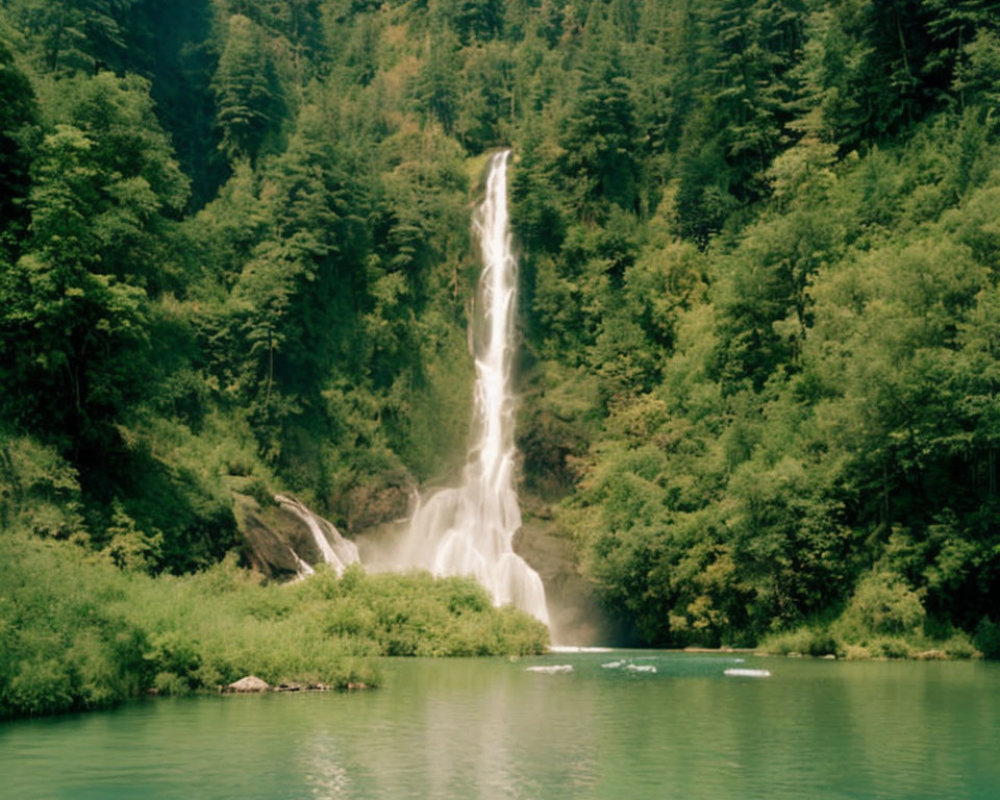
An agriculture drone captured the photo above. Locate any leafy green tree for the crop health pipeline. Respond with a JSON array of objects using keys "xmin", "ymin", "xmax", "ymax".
[
  {"xmin": 0, "ymin": 71, "xmax": 199, "ymax": 568},
  {"xmin": 413, "ymin": 25, "xmax": 462, "ymax": 134},
  {"xmin": 455, "ymin": 41, "xmax": 517, "ymax": 150},
  {"xmin": 3, "ymin": 0, "xmax": 132, "ymax": 73},
  {"xmin": 212, "ymin": 13, "xmax": 286, "ymax": 162},
  {"xmin": 0, "ymin": 123, "xmax": 151, "ymax": 442},
  {"xmin": 0, "ymin": 39, "xmax": 36, "ymax": 255},
  {"xmin": 558, "ymin": 17, "xmax": 641, "ymax": 219},
  {"xmin": 454, "ymin": 0, "xmax": 505, "ymax": 45}
]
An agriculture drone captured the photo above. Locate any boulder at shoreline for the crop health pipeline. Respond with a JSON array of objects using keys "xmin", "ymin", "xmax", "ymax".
[{"xmin": 225, "ymin": 675, "xmax": 270, "ymax": 693}]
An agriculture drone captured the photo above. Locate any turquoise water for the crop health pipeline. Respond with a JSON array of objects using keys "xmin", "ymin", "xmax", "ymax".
[{"xmin": 3, "ymin": 651, "xmax": 999, "ymax": 799}]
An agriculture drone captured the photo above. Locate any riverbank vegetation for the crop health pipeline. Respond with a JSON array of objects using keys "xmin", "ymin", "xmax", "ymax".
[
  {"xmin": 2, "ymin": 0, "xmax": 1000, "ymax": 718},
  {"xmin": 0, "ymin": 531, "xmax": 546, "ymax": 718}
]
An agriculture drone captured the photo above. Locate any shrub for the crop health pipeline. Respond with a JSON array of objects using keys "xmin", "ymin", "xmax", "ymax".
[
  {"xmin": 153, "ymin": 672, "xmax": 192, "ymax": 696},
  {"xmin": 0, "ymin": 534, "xmax": 151, "ymax": 717},
  {"xmin": 1, "ymin": 530, "xmax": 548, "ymax": 719},
  {"xmin": 871, "ymin": 637, "xmax": 915, "ymax": 659},
  {"xmin": 974, "ymin": 617, "xmax": 1000, "ymax": 659},
  {"xmin": 818, "ymin": 571, "xmax": 989, "ymax": 660},
  {"xmin": 759, "ymin": 626, "xmax": 838, "ymax": 656},
  {"xmin": 835, "ymin": 571, "xmax": 926, "ymax": 641},
  {"xmin": 5, "ymin": 658, "xmax": 74, "ymax": 715},
  {"xmin": 941, "ymin": 633, "xmax": 981, "ymax": 660}
]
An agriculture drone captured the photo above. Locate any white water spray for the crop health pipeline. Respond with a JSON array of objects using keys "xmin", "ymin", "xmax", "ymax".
[
  {"xmin": 276, "ymin": 494, "xmax": 360, "ymax": 577},
  {"xmin": 391, "ymin": 150, "xmax": 549, "ymax": 625}
]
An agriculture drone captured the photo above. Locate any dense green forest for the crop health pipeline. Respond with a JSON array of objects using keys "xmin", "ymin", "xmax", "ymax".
[{"xmin": 3, "ymin": 0, "xmax": 1000, "ymax": 715}]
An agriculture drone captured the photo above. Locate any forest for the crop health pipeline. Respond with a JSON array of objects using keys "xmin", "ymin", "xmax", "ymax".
[{"xmin": 3, "ymin": 0, "xmax": 1000, "ymax": 716}]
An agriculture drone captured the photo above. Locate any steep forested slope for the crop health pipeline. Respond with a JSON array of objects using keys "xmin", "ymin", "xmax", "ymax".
[{"xmin": 2, "ymin": 0, "xmax": 999, "ymax": 665}]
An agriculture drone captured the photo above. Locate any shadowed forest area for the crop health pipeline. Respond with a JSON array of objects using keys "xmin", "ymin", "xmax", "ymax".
[{"xmin": 3, "ymin": 0, "xmax": 1000, "ymax": 716}]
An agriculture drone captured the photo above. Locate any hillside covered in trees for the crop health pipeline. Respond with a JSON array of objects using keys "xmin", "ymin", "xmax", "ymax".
[{"xmin": 3, "ymin": 0, "xmax": 1000, "ymax": 714}]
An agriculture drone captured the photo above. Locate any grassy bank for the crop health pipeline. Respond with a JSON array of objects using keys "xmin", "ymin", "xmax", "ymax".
[
  {"xmin": 0, "ymin": 533, "xmax": 548, "ymax": 719},
  {"xmin": 758, "ymin": 628, "xmax": 983, "ymax": 661},
  {"xmin": 756, "ymin": 571, "xmax": 997, "ymax": 661}
]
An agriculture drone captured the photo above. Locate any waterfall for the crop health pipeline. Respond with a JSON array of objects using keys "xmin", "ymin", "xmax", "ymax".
[
  {"xmin": 288, "ymin": 547, "xmax": 315, "ymax": 582},
  {"xmin": 276, "ymin": 494, "xmax": 360, "ymax": 577},
  {"xmin": 391, "ymin": 150, "xmax": 549, "ymax": 625}
]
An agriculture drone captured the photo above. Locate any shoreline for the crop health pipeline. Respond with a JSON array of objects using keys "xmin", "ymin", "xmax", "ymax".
[{"xmin": 546, "ymin": 644, "xmax": 986, "ymax": 662}]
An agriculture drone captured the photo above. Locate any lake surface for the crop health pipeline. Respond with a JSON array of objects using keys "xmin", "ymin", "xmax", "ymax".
[{"xmin": 3, "ymin": 651, "xmax": 999, "ymax": 799}]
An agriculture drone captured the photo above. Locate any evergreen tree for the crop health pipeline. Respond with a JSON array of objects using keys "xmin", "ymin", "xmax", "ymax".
[
  {"xmin": 212, "ymin": 13, "xmax": 285, "ymax": 162},
  {"xmin": 0, "ymin": 39, "xmax": 37, "ymax": 256}
]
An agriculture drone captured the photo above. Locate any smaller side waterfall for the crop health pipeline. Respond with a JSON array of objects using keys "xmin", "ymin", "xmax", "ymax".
[
  {"xmin": 386, "ymin": 151, "xmax": 549, "ymax": 626},
  {"xmin": 288, "ymin": 547, "xmax": 315, "ymax": 581},
  {"xmin": 276, "ymin": 494, "xmax": 360, "ymax": 577}
]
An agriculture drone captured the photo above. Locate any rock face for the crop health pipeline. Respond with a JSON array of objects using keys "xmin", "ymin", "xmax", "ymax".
[
  {"xmin": 225, "ymin": 675, "xmax": 270, "ymax": 693},
  {"xmin": 335, "ymin": 468, "xmax": 414, "ymax": 534},
  {"xmin": 233, "ymin": 492, "xmax": 348, "ymax": 580},
  {"xmin": 514, "ymin": 496, "xmax": 616, "ymax": 647},
  {"xmin": 234, "ymin": 494, "xmax": 302, "ymax": 579}
]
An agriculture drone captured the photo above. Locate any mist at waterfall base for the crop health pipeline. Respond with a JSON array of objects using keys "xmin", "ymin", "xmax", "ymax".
[{"xmin": 358, "ymin": 151, "xmax": 551, "ymax": 628}]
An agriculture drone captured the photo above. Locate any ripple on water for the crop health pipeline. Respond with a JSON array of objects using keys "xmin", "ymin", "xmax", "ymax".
[{"xmin": 2, "ymin": 655, "xmax": 999, "ymax": 799}]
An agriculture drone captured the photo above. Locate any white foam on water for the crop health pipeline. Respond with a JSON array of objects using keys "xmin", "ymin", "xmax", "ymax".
[
  {"xmin": 724, "ymin": 668, "xmax": 772, "ymax": 678},
  {"xmin": 526, "ymin": 665, "xmax": 574, "ymax": 674}
]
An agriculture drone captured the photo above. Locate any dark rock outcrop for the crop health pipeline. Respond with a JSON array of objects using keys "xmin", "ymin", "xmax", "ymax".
[
  {"xmin": 233, "ymin": 492, "xmax": 340, "ymax": 579},
  {"xmin": 335, "ymin": 468, "xmax": 414, "ymax": 534},
  {"xmin": 514, "ymin": 496, "xmax": 615, "ymax": 646}
]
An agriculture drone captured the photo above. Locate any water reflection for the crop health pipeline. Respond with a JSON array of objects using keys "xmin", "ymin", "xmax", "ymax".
[
  {"xmin": 3, "ymin": 654, "xmax": 999, "ymax": 799},
  {"xmin": 297, "ymin": 659, "xmax": 601, "ymax": 800}
]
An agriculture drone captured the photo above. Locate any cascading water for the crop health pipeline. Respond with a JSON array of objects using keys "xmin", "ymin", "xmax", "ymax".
[
  {"xmin": 276, "ymin": 494, "xmax": 360, "ymax": 577},
  {"xmin": 391, "ymin": 150, "xmax": 549, "ymax": 625}
]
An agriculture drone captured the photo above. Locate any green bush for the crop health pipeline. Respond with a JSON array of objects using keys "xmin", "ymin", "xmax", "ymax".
[
  {"xmin": 815, "ymin": 572, "xmax": 987, "ymax": 660},
  {"xmin": 0, "ymin": 532, "xmax": 156, "ymax": 718},
  {"xmin": 974, "ymin": 617, "xmax": 1000, "ymax": 659},
  {"xmin": 0, "ymin": 531, "xmax": 549, "ymax": 718},
  {"xmin": 941, "ymin": 633, "xmax": 980, "ymax": 660},
  {"xmin": 834, "ymin": 571, "xmax": 926, "ymax": 641},
  {"xmin": 5, "ymin": 658, "xmax": 74, "ymax": 715},
  {"xmin": 871, "ymin": 637, "xmax": 915, "ymax": 659},
  {"xmin": 759, "ymin": 626, "xmax": 838, "ymax": 656},
  {"xmin": 153, "ymin": 671, "xmax": 192, "ymax": 697}
]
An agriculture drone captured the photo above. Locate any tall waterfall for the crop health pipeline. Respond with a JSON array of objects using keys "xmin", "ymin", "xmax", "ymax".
[{"xmin": 393, "ymin": 150, "xmax": 549, "ymax": 625}]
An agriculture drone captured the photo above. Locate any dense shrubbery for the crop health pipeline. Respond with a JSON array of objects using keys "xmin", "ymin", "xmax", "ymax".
[
  {"xmin": 759, "ymin": 569, "xmax": 981, "ymax": 659},
  {"xmin": 0, "ymin": 535, "xmax": 149, "ymax": 716},
  {"xmin": 0, "ymin": 533, "xmax": 547, "ymax": 718}
]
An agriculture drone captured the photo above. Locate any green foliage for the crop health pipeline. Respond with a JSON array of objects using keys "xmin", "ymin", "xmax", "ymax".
[
  {"xmin": 759, "ymin": 627, "xmax": 838, "ymax": 657},
  {"xmin": 0, "ymin": 534, "xmax": 546, "ymax": 718},
  {"xmin": 566, "ymin": 105, "xmax": 1000, "ymax": 650},
  {"xmin": 212, "ymin": 14, "xmax": 286, "ymax": 161},
  {"xmin": 2, "ymin": 0, "xmax": 1000, "ymax": 697},
  {"xmin": 0, "ymin": 36, "xmax": 36, "ymax": 254},
  {"xmin": 974, "ymin": 617, "xmax": 1000, "ymax": 659},
  {"xmin": 0, "ymin": 433, "xmax": 87, "ymax": 540},
  {"xmin": 0, "ymin": 533, "xmax": 151, "ymax": 718},
  {"xmin": 834, "ymin": 570, "xmax": 926, "ymax": 641}
]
